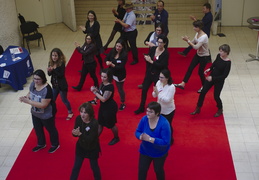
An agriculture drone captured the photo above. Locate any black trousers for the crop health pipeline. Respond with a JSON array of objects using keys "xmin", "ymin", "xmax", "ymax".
[
  {"xmin": 78, "ymin": 61, "xmax": 99, "ymax": 89},
  {"xmin": 120, "ymin": 29, "xmax": 139, "ymax": 62},
  {"xmin": 138, "ymin": 153, "xmax": 168, "ymax": 180},
  {"xmin": 138, "ymin": 72, "xmax": 159, "ymax": 110},
  {"xmin": 32, "ymin": 115, "xmax": 59, "ymax": 147},
  {"xmin": 183, "ymin": 54, "xmax": 208, "ymax": 86},
  {"xmin": 162, "ymin": 110, "xmax": 175, "ymax": 142},
  {"xmin": 70, "ymin": 154, "xmax": 101, "ymax": 180},
  {"xmin": 197, "ymin": 79, "xmax": 225, "ymax": 109}
]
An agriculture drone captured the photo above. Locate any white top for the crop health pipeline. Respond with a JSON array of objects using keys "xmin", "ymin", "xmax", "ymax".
[
  {"xmin": 191, "ymin": 33, "xmax": 209, "ymax": 57},
  {"xmin": 152, "ymin": 80, "xmax": 176, "ymax": 115}
]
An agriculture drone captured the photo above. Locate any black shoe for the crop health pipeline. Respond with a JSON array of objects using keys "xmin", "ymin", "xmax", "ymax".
[
  {"xmin": 78, "ymin": 70, "xmax": 82, "ymax": 73},
  {"xmin": 72, "ymin": 86, "xmax": 81, "ymax": 91},
  {"xmin": 134, "ymin": 108, "xmax": 145, "ymax": 114},
  {"xmin": 119, "ymin": 104, "xmax": 126, "ymax": 111},
  {"xmin": 174, "ymin": 84, "xmax": 184, "ymax": 90},
  {"xmin": 88, "ymin": 100, "xmax": 97, "ymax": 105},
  {"xmin": 108, "ymin": 137, "xmax": 120, "ymax": 145},
  {"xmin": 197, "ymin": 87, "xmax": 203, "ymax": 93},
  {"xmin": 214, "ymin": 109, "xmax": 223, "ymax": 117},
  {"xmin": 130, "ymin": 61, "xmax": 138, "ymax": 65},
  {"xmin": 32, "ymin": 145, "xmax": 46, "ymax": 152},
  {"xmin": 137, "ymin": 84, "xmax": 143, "ymax": 89},
  {"xmin": 177, "ymin": 51, "xmax": 186, "ymax": 57},
  {"xmin": 190, "ymin": 107, "xmax": 201, "ymax": 115},
  {"xmin": 48, "ymin": 145, "xmax": 60, "ymax": 153}
]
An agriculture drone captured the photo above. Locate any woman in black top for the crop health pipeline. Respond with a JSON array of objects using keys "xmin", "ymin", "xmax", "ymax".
[
  {"xmin": 103, "ymin": 0, "xmax": 126, "ymax": 50},
  {"xmin": 90, "ymin": 68, "xmax": 119, "ymax": 146},
  {"xmin": 105, "ymin": 39, "xmax": 128, "ymax": 110},
  {"xmin": 47, "ymin": 48, "xmax": 73, "ymax": 120},
  {"xmin": 80, "ymin": 10, "xmax": 104, "ymax": 69},
  {"xmin": 134, "ymin": 34, "xmax": 169, "ymax": 114},
  {"xmin": 191, "ymin": 44, "xmax": 231, "ymax": 117},
  {"xmin": 70, "ymin": 102, "xmax": 101, "ymax": 180},
  {"xmin": 72, "ymin": 34, "xmax": 99, "ymax": 91}
]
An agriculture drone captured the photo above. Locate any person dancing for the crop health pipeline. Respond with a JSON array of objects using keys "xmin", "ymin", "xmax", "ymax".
[
  {"xmin": 70, "ymin": 102, "xmax": 101, "ymax": 180},
  {"xmin": 90, "ymin": 68, "xmax": 119, "ymax": 145},
  {"xmin": 174, "ymin": 20, "xmax": 210, "ymax": 93},
  {"xmin": 103, "ymin": 0, "xmax": 126, "ymax": 50},
  {"xmin": 47, "ymin": 48, "xmax": 73, "ymax": 120},
  {"xmin": 190, "ymin": 44, "xmax": 231, "ymax": 117},
  {"xmin": 105, "ymin": 39, "xmax": 128, "ymax": 111},
  {"xmin": 152, "ymin": 69, "xmax": 175, "ymax": 144},
  {"xmin": 135, "ymin": 101, "xmax": 171, "ymax": 180},
  {"xmin": 72, "ymin": 34, "xmax": 99, "ymax": 91},
  {"xmin": 79, "ymin": 10, "xmax": 104, "ymax": 69},
  {"xmin": 134, "ymin": 34, "xmax": 169, "ymax": 114}
]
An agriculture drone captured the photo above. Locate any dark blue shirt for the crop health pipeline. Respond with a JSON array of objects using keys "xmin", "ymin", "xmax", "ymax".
[
  {"xmin": 153, "ymin": 9, "xmax": 169, "ymax": 36},
  {"xmin": 202, "ymin": 12, "xmax": 213, "ymax": 38}
]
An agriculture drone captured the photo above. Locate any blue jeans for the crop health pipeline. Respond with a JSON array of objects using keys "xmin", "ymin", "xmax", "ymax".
[{"xmin": 52, "ymin": 88, "xmax": 72, "ymax": 114}]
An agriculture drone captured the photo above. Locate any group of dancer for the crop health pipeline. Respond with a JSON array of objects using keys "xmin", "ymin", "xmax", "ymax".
[{"xmin": 18, "ymin": 1, "xmax": 232, "ymax": 180}]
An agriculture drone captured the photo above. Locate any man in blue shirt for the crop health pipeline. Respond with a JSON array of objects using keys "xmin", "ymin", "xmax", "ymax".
[
  {"xmin": 150, "ymin": 0, "xmax": 169, "ymax": 36},
  {"xmin": 178, "ymin": 3, "xmax": 213, "ymax": 57},
  {"xmin": 115, "ymin": 2, "xmax": 139, "ymax": 65}
]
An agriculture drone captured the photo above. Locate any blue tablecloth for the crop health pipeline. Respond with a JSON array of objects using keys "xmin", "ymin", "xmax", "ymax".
[{"xmin": 0, "ymin": 46, "xmax": 34, "ymax": 90}]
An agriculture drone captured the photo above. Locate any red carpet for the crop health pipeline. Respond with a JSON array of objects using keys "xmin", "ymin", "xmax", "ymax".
[{"xmin": 7, "ymin": 48, "xmax": 236, "ymax": 180}]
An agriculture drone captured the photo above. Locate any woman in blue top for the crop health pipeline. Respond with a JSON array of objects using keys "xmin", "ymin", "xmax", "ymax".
[{"xmin": 135, "ymin": 101, "xmax": 171, "ymax": 180}]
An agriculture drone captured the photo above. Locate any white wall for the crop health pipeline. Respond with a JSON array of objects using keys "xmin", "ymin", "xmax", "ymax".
[
  {"xmin": 60, "ymin": 0, "xmax": 77, "ymax": 31},
  {"xmin": 0, "ymin": 0, "xmax": 21, "ymax": 49},
  {"xmin": 15, "ymin": 0, "xmax": 62, "ymax": 27},
  {"xmin": 222, "ymin": 0, "xmax": 259, "ymax": 26}
]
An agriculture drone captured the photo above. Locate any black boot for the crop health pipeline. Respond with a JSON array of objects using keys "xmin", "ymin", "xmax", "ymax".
[
  {"xmin": 214, "ymin": 109, "xmax": 223, "ymax": 117},
  {"xmin": 190, "ymin": 107, "xmax": 201, "ymax": 115}
]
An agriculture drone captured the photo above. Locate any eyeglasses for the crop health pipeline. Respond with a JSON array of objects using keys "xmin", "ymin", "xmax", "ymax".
[
  {"xmin": 157, "ymin": 41, "xmax": 164, "ymax": 44},
  {"xmin": 146, "ymin": 110, "xmax": 154, "ymax": 114},
  {"xmin": 159, "ymin": 76, "xmax": 165, "ymax": 79},
  {"xmin": 156, "ymin": 29, "xmax": 162, "ymax": 31},
  {"xmin": 33, "ymin": 78, "xmax": 42, "ymax": 81},
  {"xmin": 86, "ymin": 38, "xmax": 91, "ymax": 40}
]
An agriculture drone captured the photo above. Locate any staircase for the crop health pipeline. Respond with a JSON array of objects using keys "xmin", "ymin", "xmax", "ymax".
[{"xmin": 74, "ymin": 0, "xmax": 207, "ymax": 26}]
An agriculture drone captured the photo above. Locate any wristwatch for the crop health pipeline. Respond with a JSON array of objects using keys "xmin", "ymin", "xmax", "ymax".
[{"xmin": 149, "ymin": 137, "xmax": 152, "ymax": 142}]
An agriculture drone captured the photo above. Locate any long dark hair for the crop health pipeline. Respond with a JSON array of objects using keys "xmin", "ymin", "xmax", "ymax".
[
  {"xmin": 87, "ymin": 10, "xmax": 97, "ymax": 21},
  {"xmin": 160, "ymin": 69, "xmax": 173, "ymax": 85},
  {"xmin": 33, "ymin": 69, "xmax": 47, "ymax": 84},
  {"xmin": 101, "ymin": 68, "xmax": 113, "ymax": 83},
  {"xmin": 111, "ymin": 39, "xmax": 127, "ymax": 57}
]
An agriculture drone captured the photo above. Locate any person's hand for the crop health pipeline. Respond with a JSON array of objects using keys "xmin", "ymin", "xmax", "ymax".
[
  {"xmin": 74, "ymin": 42, "xmax": 80, "ymax": 47},
  {"xmin": 204, "ymin": 68, "xmax": 210, "ymax": 74},
  {"xmin": 142, "ymin": 133, "xmax": 151, "ymax": 141},
  {"xmin": 79, "ymin": 25, "xmax": 86, "ymax": 31},
  {"xmin": 112, "ymin": 8, "xmax": 116, "ymax": 14},
  {"xmin": 206, "ymin": 76, "xmax": 212, "ymax": 82},
  {"xmin": 115, "ymin": 18, "xmax": 121, "ymax": 24},
  {"xmin": 90, "ymin": 86, "xmax": 98, "ymax": 93},
  {"xmin": 150, "ymin": 15, "xmax": 155, "ymax": 20},
  {"xmin": 153, "ymin": 86, "xmax": 158, "ymax": 95},
  {"xmin": 189, "ymin": 15, "xmax": 196, "ymax": 21},
  {"xmin": 19, "ymin": 96, "xmax": 30, "ymax": 104},
  {"xmin": 47, "ymin": 66, "xmax": 53, "ymax": 72},
  {"xmin": 72, "ymin": 127, "xmax": 82, "ymax": 136},
  {"xmin": 144, "ymin": 55, "xmax": 152, "ymax": 64},
  {"xmin": 182, "ymin": 35, "xmax": 190, "ymax": 42},
  {"xmin": 106, "ymin": 61, "xmax": 112, "ymax": 66}
]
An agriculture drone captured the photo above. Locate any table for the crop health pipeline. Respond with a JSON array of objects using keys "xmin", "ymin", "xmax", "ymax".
[
  {"xmin": 246, "ymin": 17, "xmax": 259, "ymax": 62},
  {"xmin": 0, "ymin": 46, "xmax": 34, "ymax": 90}
]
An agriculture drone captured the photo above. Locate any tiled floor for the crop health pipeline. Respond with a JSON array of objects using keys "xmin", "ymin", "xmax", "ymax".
[{"xmin": 0, "ymin": 23, "xmax": 259, "ymax": 180}]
